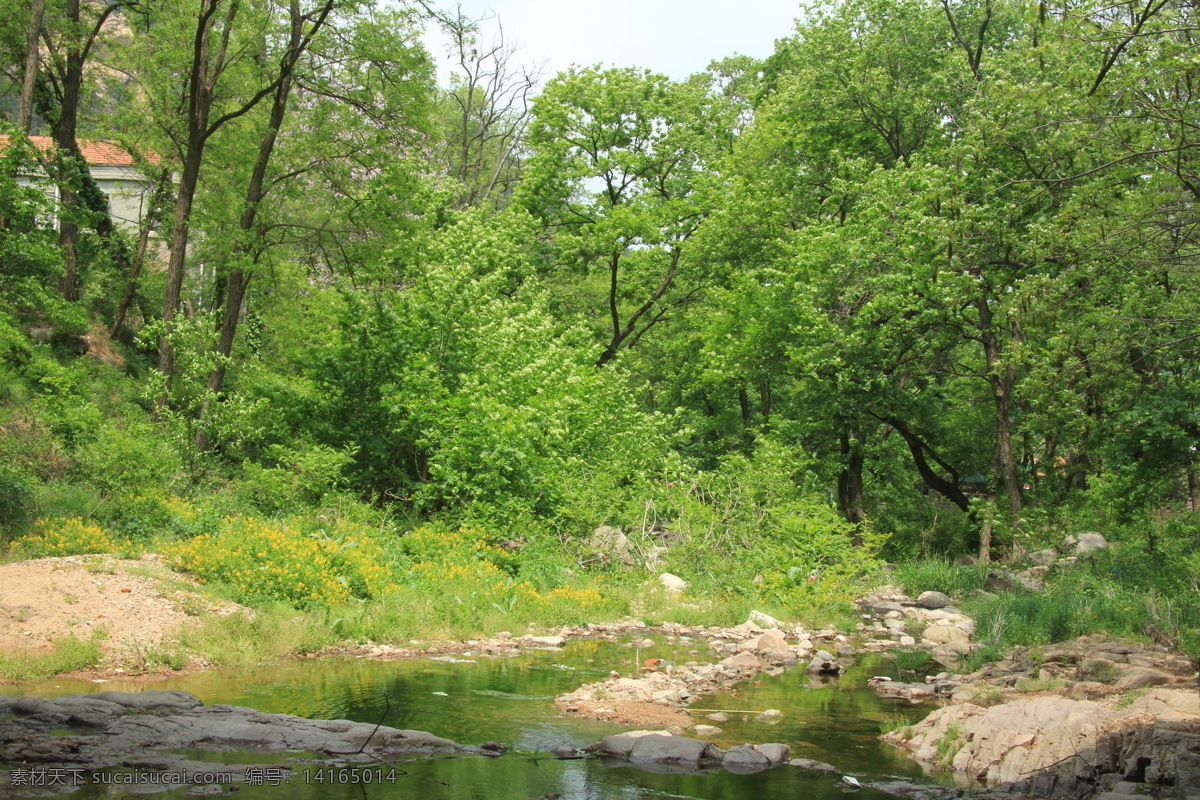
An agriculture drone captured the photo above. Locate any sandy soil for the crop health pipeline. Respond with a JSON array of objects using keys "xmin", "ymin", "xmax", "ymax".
[
  {"xmin": 558, "ymin": 698, "xmax": 695, "ymax": 728},
  {"xmin": 0, "ymin": 553, "xmax": 242, "ymax": 675}
]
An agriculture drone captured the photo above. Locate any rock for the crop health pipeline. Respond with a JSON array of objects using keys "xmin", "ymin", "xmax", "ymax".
[
  {"xmin": 757, "ymin": 708, "xmax": 783, "ymax": 723},
  {"xmin": 1116, "ymin": 667, "xmax": 1175, "ymax": 691},
  {"xmin": 721, "ymin": 652, "xmax": 764, "ymax": 670},
  {"xmin": 756, "ymin": 629, "xmax": 788, "ymax": 652},
  {"xmin": 526, "ymin": 635, "xmax": 566, "ymax": 647},
  {"xmin": 552, "ymin": 745, "xmax": 579, "ymax": 758},
  {"xmin": 707, "ymin": 712, "xmax": 729, "ymax": 722},
  {"xmin": 1029, "ymin": 548, "xmax": 1059, "ymax": 566},
  {"xmin": 789, "ymin": 757, "xmax": 838, "ymax": 772},
  {"xmin": 631, "ymin": 734, "xmax": 721, "ymax": 763},
  {"xmin": 917, "ymin": 591, "xmax": 952, "ymax": 609},
  {"xmin": 723, "ymin": 744, "xmax": 771, "ymax": 770},
  {"xmin": 866, "ymin": 600, "xmax": 906, "ymax": 614},
  {"xmin": 899, "ymin": 635, "xmax": 917, "ymax": 647},
  {"xmin": 930, "ymin": 640, "xmax": 973, "ymax": 661},
  {"xmin": 748, "ymin": 610, "xmax": 787, "ymax": 629},
  {"xmin": 1079, "ymin": 656, "xmax": 1120, "ymax": 680},
  {"xmin": 922, "ymin": 625, "xmax": 969, "ymax": 645},
  {"xmin": 756, "ymin": 743, "xmax": 791, "ymax": 764},
  {"xmin": 692, "ymin": 724, "xmax": 723, "ymax": 736},
  {"xmin": 730, "ymin": 621, "xmax": 764, "ymax": 637},
  {"xmin": 587, "ymin": 526, "xmax": 637, "ymax": 567},
  {"xmin": 0, "ymin": 689, "xmax": 478, "ymax": 787},
  {"xmin": 764, "ymin": 649, "xmax": 798, "ymax": 666},
  {"xmin": 1067, "ymin": 532, "xmax": 1109, "ymax": 555},
  {"xmin": 659, "ymin": 573, "xmax": 687, "ymax": 593},
  {"xmin": 1176, "ymin": 749, "xmax": 1200, "ymax": 800},
  {"xmin": 806, "ymin": 650, "xmax": 842, "ymax": 674}
]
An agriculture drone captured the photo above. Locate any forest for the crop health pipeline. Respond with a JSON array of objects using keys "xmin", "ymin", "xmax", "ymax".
[{"xmin": 1, "ymin": 0, "xmax": 1199, "ymax": 671}]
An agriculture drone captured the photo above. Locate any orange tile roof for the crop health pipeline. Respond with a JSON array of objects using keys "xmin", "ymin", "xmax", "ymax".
[{"xmin": 0, "ymin": 134, "xmax": 153, "ymax": 166}]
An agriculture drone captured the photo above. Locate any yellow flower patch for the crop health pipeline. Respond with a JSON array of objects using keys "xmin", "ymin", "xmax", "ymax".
[{"xmin": 10, "ymin": 517, "xmax": 123, "ymax": 558}]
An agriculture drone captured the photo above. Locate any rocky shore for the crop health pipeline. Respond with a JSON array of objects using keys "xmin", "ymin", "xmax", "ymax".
[{"xmin": 0, "ymin": 689, "xmax": 494, "ymax": 796}]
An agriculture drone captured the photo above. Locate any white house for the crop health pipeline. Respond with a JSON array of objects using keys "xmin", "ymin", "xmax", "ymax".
[{"xmin": 0, "ymin": 134, "xmax": 158, "ymax": 233}]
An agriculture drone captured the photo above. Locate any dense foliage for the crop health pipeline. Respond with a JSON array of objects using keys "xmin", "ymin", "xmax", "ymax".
[{"xmin": 2, "ymin": 0, "xmax": 1199, "ymax": 646}]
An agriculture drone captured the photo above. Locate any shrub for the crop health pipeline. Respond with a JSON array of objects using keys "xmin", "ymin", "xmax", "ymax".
[
  {"xmin": 165, "ymin": 517, "xmax": 392, "ymax": 608},
  {"xmin": 0, "ymin": 466, "xmax": 34, "ymax": 529},
  {"xmin": 10, "ymin": 517, "xmax": 124, "ymax": 558}
]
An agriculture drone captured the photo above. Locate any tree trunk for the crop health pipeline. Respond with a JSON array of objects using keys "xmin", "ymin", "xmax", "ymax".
[
  {"xmin": 53, "ymin": 0, "xmax": 84, "ymax": 302},
  {"xmin": 157, "ymin": 0, "xmax": 223, "ymax": 386},
  {"xmin": 977, "ymin": 293, "xmax": 1022, "ymax": 536},
  {"xmin": 19, "ymin": 0, "xmax": 47, "ymax": 132},
  {"xmin": 194, "ymin": 0, "xmax": 304, "ymax": 450},
  {"xmin": 838, "ymin": 429, "xmax": 866, "ymax": 530},
  {"xmin": 1188, "ymin": 464, "xmax": 1198, "ymax": 513},
  {"xmin": 111, "ymin": 170, "xmax": 171, "ymax": 337},
  {"xmin": 194, "ymin": 269, "xmax": 249, "ymax": 451}
]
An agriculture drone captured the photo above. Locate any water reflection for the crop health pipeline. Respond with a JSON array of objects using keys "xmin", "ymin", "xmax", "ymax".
[{"xmin": 3, "ymin": 637, "xmax": 949, "ymax": 799}]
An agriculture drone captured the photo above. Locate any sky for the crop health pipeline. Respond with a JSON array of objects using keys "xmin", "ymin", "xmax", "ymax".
[{"xmin": 422, "ymin": 0, "xmax": 806, "ymax": 84}]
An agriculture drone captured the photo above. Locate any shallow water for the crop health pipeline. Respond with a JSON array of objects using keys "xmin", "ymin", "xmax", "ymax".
[{"xmin": 2, "ymin": 636, "xmax": 951, "ymax": 799}]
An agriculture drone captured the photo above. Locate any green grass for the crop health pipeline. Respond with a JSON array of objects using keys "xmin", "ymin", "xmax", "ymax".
[
  {"xmin": 892, "ymin": 558, "xmax": 987, "ymax": 598},
  {"xmin": 937, "ymin": 721, "xmax": 965, "ymax": 767},
  {"xmin": 963, "ymin": 571, "xmax": 1154, "ymax": 650},
  {"xmin": 879, "ymin": 714, "xmax": 914, "ymax": 736},
  {"xmin": 0, "ymin": 631, "xmax": 106, "ymax": 681}
]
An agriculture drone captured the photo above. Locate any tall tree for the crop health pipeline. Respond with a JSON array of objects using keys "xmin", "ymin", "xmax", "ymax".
[{"xmin": 145, "ymin": 0, "xmax": 337, "ymax": 385}]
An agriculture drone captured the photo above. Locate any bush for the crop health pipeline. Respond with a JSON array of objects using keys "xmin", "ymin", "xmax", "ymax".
[
  {"xmin": 165, "ymin": 517, "xmax": 395, "ymax": 608},
  {"xmin": 0, "ymin": 466, "xmax": 34, "ymax": 529},
  {"xmin": 9, "ymin": 517, "xmax": 125, "ymax": 558}
]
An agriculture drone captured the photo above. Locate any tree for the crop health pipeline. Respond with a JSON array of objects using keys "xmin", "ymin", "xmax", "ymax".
[
  {"xmin": 520, "ymin": 66, "xmax": 731, "ymax": 367},
  {"xmin": 133, "ymin": 0, "xmax": 338, "ymax": 385}
]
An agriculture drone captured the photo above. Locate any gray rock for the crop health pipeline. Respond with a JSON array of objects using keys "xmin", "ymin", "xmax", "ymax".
[
  {"xmin": 756, "ymin": 743, "xmax": 791, "ymax": 764},
  {"xmin": 748, "ymin": 610, "xmax": 787, "ymax": 629},
  {"xmin": 807, "ymin": 650, "xmax": 841, "ymax": 674},
  {"xmin": 1176, "ymin": 750, "xmax": 1200, "ymax": 799},
  {"xmin": 764, "ymin": 649, "xmax": 798, "ymax": 666},
  {"xmin": 1069, "ymin": 532, "xmax": 1109, "ymax": 555},
  {"xmin": 866, "ymin": 600, "xmax": 905, "ymax": 614},
  {"xmin": 917, "ymin": 591, "xmax": 952, "ymax": 609},
  {"xmin": 0, "ymin": 690, "xmax": 478, "ymax": 792},
  {"xmin": 1029, "ymin": 548, "xmax": 1059, "ymax": 566},
  {"xmin": 723, "ymin": 744, "xmax": 771, "ymax": 770},
  {"xmin": 587, "ymin": 525, "xmax": 637, "ymax": 567},
  {"xmin": 629, "ymin": 733, "xmax": 722, "ymax": 764},
  {"xmin": 789, "ymin": 757, "xmax": 838, "ymax": 772}
]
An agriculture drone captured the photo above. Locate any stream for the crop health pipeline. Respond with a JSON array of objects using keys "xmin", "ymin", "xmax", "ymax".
[{"xmin": 2, "ymin": 635, "xmax": 956, "ymax": 799}]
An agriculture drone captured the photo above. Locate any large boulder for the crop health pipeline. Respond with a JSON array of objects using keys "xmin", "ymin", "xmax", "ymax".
[
  {"xmin": 1064, "ymin": 532, "xmax": 1109, "ymax": 556},
  {"xmin": 1029, "ymin": 549, "xmax": 1059, "ymax": 567},
  {"xmin": 587, "ymin": 526, "xmax": 637, "ymax": 567},
  {"xmin": 591, "ymin": 730, "xmax": 724, "ymax": 765},
  {"xmin": 723, "ymin": 744, "xmax": 772, "ymax": 771},
  {"xmin": 917, "ymin": 591, "xmax": 952, "ymax": 609}
]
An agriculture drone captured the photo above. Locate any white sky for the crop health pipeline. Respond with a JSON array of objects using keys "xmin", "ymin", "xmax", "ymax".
[{"xmin": 422, "ymin": 1, "xmax": 806, "ymax": 84}]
